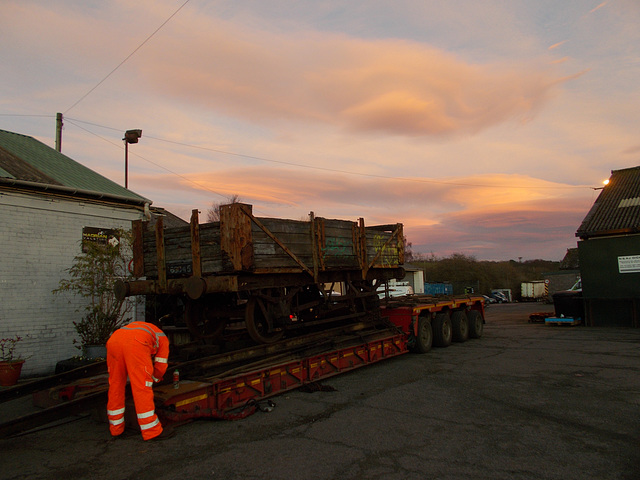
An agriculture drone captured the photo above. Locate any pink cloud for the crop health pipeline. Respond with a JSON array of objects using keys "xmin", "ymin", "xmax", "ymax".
[
  {"xmin": 130, "ymin": 166, "xmax": 592, "ymax": 260},
  {"xmin": 135, "ymin": 17, "xmax": 567, "ymax": 138},
  {"xmin": 408, "ymin": 196, "xmax": 590, "ymax": 260}
]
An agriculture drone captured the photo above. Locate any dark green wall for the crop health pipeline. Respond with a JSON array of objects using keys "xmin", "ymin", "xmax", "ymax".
[
  {"xmin": 578, "ymin": 235, "xmax": 640, "ymax": 327},
  {"xmin": 578, "ymin": 236, "xmax": 640, "ymax": 299}
]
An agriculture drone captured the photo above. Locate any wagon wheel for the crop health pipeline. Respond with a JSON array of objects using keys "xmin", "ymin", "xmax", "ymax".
[
  {"xmin": 245, "ymin": 296, "xmax": 285, "ymax": 344},
  {"xmin": 184, "ymin": 298, "xmax": 227, "ymax": 343}
]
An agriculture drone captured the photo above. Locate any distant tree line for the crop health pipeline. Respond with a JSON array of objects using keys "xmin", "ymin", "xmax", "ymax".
[{"xmin": 411, "ymin": 253, "xmax": 560, "ymax": 299}]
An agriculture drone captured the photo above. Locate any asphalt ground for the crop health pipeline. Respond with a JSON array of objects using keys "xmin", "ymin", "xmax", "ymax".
[{"xmin": 1, "ymin": 302, "xmax": 638, "ymax": 480}]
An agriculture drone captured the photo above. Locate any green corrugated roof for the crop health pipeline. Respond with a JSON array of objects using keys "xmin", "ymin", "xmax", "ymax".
[
  {"xmin": 0, "ymin": 129, "xmax": 149, "ymax": 204},
  {"xmin": 0, "ymin": 165, "xmax": 15, "ymax": 179},
  {"xmin": 576, "ymin": 165, "xmax": 640, "ymax": 239}
]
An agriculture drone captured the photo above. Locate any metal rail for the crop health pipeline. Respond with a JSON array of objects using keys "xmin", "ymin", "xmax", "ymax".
[
  {"xmin": 0, "ymin": 320, "xmax": 386, "ymax": 438},
  {"xmin": 0, "ymin": 360, "xmax": 107, "ymax": 404}
]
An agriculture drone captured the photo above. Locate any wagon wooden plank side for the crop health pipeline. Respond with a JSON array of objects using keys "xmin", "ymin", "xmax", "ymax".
[{"xmin": 117, "ymin": 203, "xmax": 406, "ymax": 345}]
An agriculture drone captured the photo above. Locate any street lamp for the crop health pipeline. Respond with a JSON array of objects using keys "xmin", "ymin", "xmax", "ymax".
[
  {"xmin": 123, "ymin": 129, "xmax": 142, "ymax": 189},
  {"xmin": 592, "ymin": 179, "xmax": 610, "ymax": 191}
]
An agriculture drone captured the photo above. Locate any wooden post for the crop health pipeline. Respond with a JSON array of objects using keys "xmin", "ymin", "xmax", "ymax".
[
  {"xmin": 310, "ymin": 212, "xmax": 319, "ymax": 283},
  {"xmin": 358, "ymin": 218, "xmax": 367, "ymax": 279},
  {"xmin": 316, "ymin": 218, "xmax": 326, "ymax": 271},
  {"xmin": 396, "ymin": 223, "xmax": 405, "ymax": 265},
  {"xmin": 155, "ymin": 216, "xmax": 167, "ymax": 291},
  {"xmin": 220, "ymin": 203, "xmax": 254, "ymax": 271},
  {"xmin": 190, "ymin": 209, "xmax": 202, "ymax": 277}
]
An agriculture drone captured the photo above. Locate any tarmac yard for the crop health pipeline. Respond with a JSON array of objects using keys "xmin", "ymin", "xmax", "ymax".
[{"xmin": 1, "ymin": 302, "xmax": 638, "ymax": 480}]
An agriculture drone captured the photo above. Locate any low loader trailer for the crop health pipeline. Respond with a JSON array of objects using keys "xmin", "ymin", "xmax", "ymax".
[
  {"xmin": 0, "ymin": 296, "xmax": 484, "ymax": 436},
  {"xmin": 153, "ymin": 294, "xmax": 485, "ymax": 423}
]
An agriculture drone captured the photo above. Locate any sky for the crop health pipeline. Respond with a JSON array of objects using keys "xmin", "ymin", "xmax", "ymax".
[{"xmin": 2, "ymin": 0, "xmax": 639, "ymax": 261}]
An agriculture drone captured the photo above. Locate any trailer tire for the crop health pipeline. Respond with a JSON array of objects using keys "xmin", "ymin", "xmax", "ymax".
[
  {"xmin": 451, "ymin": 310, "xmax": 469, "ymax": 343},
  {"xmin": 412, "ymin": 316, "xmax": 433, "ymax": 353},
  {"xmin": 467, "ymin": 310, "xmax": 484, "ymax": 339},
  {"xmin": 432, "ymin": 312, "xmax": 452, "ymax": 347}
]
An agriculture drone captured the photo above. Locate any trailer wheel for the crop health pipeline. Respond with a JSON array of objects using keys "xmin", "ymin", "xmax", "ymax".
[
  {"xmin": 412, "ymin": 316, "xmax": 433, "ymax": 353},
  {"xmin": 467, "ymin": 310, "xmax": 484, "ymax": 339},
  {"xmin": 451, "ymin": 311, "xmax": 469, "ymax": 343},
  {"xmin": 245, "ymin": 296, "xmax": 285, "ymax": 344},
  {"xmin": 432, "ymin": 312, "xmax": 452, "ymax": 347}
]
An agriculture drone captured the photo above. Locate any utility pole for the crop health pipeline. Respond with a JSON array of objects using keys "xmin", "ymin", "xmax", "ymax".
[{"xmin": 55, "ymin": 113, "xmax": 63, "ymax": 152}]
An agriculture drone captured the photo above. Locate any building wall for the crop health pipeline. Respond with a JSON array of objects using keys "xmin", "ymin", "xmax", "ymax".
[
  {"xmin": 578, "ymin": 235, "xmax": 640, "ymax": 327},
  {"xmin": 0, "ymin": 190, "xmax": 144, "ymax": 376},
  {"xmin": 403, "ymin": 269, "xmax": 424, "ymax": 294}
]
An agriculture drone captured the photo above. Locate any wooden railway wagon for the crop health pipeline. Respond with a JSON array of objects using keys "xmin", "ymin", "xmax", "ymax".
[{"xmin": 116, "ymin": 203, "xmax": 405, "ymax": 344}]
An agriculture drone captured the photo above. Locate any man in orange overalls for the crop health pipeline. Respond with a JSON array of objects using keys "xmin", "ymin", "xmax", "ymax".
[{"xmin": 106, "ymin": 320, "xmax": 172, "ymax": 441}]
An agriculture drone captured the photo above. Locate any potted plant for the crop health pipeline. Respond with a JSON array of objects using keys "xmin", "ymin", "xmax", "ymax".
[
  {"xmin": 54, "ymin": 229, "xmax": 134, "ymax": 359},
  {"xmin": 0, "ymin": 335, "xmax": 27, "ymax": 386}
]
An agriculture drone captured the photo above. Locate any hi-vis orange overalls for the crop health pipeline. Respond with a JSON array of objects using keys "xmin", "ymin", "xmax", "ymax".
[{"xmin": 106, "ymin": 321, "xmax": 170, "ymax": 441}]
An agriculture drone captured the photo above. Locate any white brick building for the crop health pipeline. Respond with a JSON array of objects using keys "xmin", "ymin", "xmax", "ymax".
[{"xmin": 0, "ymin": 129, "xmax": 151, "ymax": 376}]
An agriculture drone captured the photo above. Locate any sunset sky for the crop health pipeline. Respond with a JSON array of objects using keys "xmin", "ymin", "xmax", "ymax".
[{"xmin": 2, "ymin": 1, "xmax": 639, "ymax": 261}]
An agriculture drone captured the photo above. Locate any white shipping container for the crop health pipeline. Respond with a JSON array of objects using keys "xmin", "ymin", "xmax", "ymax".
[{"xmin": 521, "ymin": 281, "xmax": 547, "ymax": 300}]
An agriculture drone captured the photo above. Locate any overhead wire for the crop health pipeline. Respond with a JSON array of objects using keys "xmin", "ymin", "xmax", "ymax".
[
  {"xmin": 64, "ymin": 116, "xmax": 592, "ymax": 191},
  {"xmin": 3, "ymin": 0, "xmax": 595, "ymax": 193},
  {"xmin": 1, "ymin": 1, "xmax": 603, "ymax": 194},
  {"xmin": 63, "ymin": 0, "xmax": 192, "ymax": 115},
  {"xmin": 64, "ymin": 118, "xmax": 230, "ymax": 202},
  {"xmin": 0, "ymin": 113, "xmax": 55, "ymax": 118}
]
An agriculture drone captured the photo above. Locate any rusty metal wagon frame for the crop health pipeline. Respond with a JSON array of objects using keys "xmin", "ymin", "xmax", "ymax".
[{"xmin": 116, "ymin": 203, "xmax": 405, "ymax": 344}]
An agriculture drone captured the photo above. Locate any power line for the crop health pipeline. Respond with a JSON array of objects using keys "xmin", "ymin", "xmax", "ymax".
[
  {"xmin": 64, "ymin": 118, "xmax": 230, "ymax": 202},
  {"xmin": 64, "ymin": 116, "xmax": 591, "ymax": 191},
  {"xmin": 64, "ymin": 0, "xmax": 192, "ymax": 114},
  {"xmin": 0, "ymin": 113, "xmax": 54, "ymax": 118}
]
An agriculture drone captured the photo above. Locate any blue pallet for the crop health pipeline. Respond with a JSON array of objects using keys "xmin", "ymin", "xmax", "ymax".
[{"xmin": 545, "ymin": 317, "xmax": 581, "ymax": 326}]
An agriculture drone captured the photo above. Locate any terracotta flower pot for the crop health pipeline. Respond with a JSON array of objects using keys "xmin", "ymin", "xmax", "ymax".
[{"xmin": 0, "ymin": 360, "xmax": 25, "ymax": 386}]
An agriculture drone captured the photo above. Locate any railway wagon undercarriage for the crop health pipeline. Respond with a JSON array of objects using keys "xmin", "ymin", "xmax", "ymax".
[{"xmin": 115, "ymin": 203, "xmax": 405, "ymax": 344}]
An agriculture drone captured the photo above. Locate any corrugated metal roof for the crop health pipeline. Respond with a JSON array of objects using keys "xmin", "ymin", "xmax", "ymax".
[
  {"xmin": 149, "ymin": 206, "xmax": 189, "ymax": 228},
  {"xmin": 0, "ymin": 129, "xmax": 149, "ymax": 204},
  {"xmin": 0, "ymin": 165, "xmax": 15, "ymax": 179},
  {"xmin": 576, "ymin": 165, "xmax": 640, "ymax": 239},
  {"xmin": 559, "ymin": 247, "xmax": 579, "ymax": 269}
]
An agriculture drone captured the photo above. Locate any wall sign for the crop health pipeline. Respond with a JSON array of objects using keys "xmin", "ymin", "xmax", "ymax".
[
  {"xmin": 82, "ymin": 227, "xmax": 119, "ymax": 252},
  {"xmin": 618, "ymin": 255, "xmax": 640, "ymax": 274}
]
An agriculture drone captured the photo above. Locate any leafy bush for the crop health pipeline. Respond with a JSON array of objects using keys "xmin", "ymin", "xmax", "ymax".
[{"xmin": 54, "ymin": 229, "xmax": 134, "ymax": 348}]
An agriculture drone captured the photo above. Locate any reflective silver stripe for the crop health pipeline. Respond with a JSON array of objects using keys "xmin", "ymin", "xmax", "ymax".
[
  {"xmin": 154, "ymin": 357, "xmax": 168, "ymax": 363},
  {"xmin": 107, "ymin": 408, "xmax": 125, "ymax": 416},
  {"xmin": 140, "ymin": 418, "xmax": 160, "ymax": 430},
  {"xmin": 145, "ymin": 381, "xmax": 154, "ymax": 387},
  {"xmin": 109, "ymin": 417, "xmax": 125, "ymax": 426},
  {"xmin": 137, "ymin": 410, "xmax": 155, "ymax": 419},
  {"xmin": 122, "ymin": 322, "xmax": 163, "ymax": 349},
  {"xmin": 122, "ymin": 325, "xmax": 155, "ymax": 334},
  {"xmin": 152, "ymin": 376, "xmax": 159, "ymax": 383}
]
